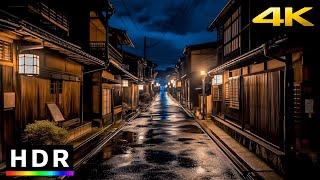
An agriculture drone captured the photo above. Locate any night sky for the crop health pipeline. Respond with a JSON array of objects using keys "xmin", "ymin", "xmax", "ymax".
[{"xmin": 109, "ymin": 0, "xmax": 227, "ymax": 70}]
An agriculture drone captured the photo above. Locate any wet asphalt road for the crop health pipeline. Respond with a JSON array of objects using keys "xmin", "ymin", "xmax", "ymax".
[{"xmin": 74, "ymin": 91, "xmax": 242, "ymax": 180}]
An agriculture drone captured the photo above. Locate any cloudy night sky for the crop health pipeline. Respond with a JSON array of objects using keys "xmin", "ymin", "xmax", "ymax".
[{"xmin": 109, "ymin": 0, "xmax": 227, "ymax": 70}]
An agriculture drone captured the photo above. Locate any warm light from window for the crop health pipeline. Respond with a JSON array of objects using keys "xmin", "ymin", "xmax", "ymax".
[
  {"xmin": 138, "ymin": 84, "xmax": 144, "ymax": 90},
  {"xmin": 122, "ymin": 80, "xmax": 129, "ymax": 87},
  {"xmin": 18, "ymin": 54, "xmax": 40, "ymax": 75},
  {"xmin": 212, "ymin": 75, "xmax": 223, "ymax": 85}
]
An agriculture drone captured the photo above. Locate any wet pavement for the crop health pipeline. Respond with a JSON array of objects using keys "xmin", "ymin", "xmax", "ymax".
[{"xmin": 74, "ymin": 91, "xmax": 242, "ymax": 180}]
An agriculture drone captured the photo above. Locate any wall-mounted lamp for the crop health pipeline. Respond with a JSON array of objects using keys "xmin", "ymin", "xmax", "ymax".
[
  {"xmin": 122, "ymin": 80, "xmax": 129, "ymax": 87},
  {"xmin": 138, "ymin": 84, "xmax": 144, "ymax": 90}
]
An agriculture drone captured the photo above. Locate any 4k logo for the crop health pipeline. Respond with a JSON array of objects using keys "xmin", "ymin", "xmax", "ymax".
[{"xmin": 252, "ymin": 7, "xmax": 314, "ymax": 26}]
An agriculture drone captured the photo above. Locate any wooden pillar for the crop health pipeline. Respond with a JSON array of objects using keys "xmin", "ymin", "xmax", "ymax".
[{"xmin": 284, "ymin": 54, "xmax": 295, "ymax": 177}]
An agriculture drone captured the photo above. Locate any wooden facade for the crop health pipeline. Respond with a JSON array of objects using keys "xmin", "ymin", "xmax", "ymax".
[
  {"xmin": 0, "ymin": 0, "xmax": 154, "ymax": 165},
  {"xmin": 207, "ymin": 0, "xmax": 320, "ymax": 175},
  {"xmin": 175, "ymin": 42, "xmax": 218, "ymax": 113}
]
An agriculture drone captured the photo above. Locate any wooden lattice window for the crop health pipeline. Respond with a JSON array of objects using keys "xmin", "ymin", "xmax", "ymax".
[
  {"xmin": 212, "ymin": 85, "xmax": 223, "ymax": 101},
  {"xmin": 0, "ymin": 40, "xmax": 12, "ymax": 61},
  {"xmin": 226, "ymin": 76, "xmax": 240, "ymax": 109}
]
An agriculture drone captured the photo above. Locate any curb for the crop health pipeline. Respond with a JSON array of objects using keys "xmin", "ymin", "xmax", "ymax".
[{"xmin": 196, "ymin": 120, "xmax": 257, "ymax": 180}]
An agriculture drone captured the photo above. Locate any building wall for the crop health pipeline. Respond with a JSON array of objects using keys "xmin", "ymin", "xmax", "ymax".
[
  {"xmin": 89, "ymin": 11, "xmax": 106, "ymax": 42},
  {"xmin": 190, "ymin": 48, "xmax": 217, "ymax": 73},
  {"xmin": 0, "ymin": 36, "xmax": 16, "ymax": 163}
]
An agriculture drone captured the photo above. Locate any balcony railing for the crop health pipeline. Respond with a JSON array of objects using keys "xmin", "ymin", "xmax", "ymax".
[
  {"xmin": 29, "ymin": 3, "xmax": 69, "ymax": 32},
  {"xmin": 89, "ymin": 41, "xmax": 123, "ymax": 63}
]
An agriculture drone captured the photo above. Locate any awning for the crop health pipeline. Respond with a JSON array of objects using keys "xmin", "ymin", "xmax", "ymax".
[
  {"xmin": 109, "ymin": 58, "xmax": 141, "ymax": 82},
  {"xmin": 0, "ymin": 10, "xmax": 105, "ymax": 67},
  {"xmin": 208, "ymin": 45, "xmax": 264, "ymax": 75},
  {"xmin": 102, "ymin": 78, "xmax": 121, "ymax": 84},
  {"xmin": 207, "ymin": 38, "xmax": 288, "ymax": 75}
]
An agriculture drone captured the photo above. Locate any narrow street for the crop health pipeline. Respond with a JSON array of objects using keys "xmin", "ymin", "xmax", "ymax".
[{"xmin": 74, "ymin": 91, "xmax": 242, "ymax": 180}]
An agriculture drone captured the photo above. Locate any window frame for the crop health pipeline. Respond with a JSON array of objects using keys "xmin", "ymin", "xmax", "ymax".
[{"xmin": 223, "ymin": 7, "xmax": 241, "ymax": 56}]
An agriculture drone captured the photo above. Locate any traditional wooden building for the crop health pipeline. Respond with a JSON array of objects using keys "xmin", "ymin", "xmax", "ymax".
[
  {"xmin": 207, "ymin": 0, "xmax": 320, "ymax": 176},
  {"xmin": 77, "ymin": 1, "xmax": 139, "ymax": 126},
  {"xmin": 175, "ymin": 42, "xmax": 218, "ymax": 116},
  {"xmin": 122, "ymin": 51, "xmax": 145, "ymax": 113},
  {"xmin": 0, "ymin": 0, "xmax": 142, "ymax": 164},
  {"xmin": 143, "ymin": 60, "xmax": 158, "ymax": 97},
  {"xmin": 0, "ymin": 1, "xmax": 108, "ymax": 162}
]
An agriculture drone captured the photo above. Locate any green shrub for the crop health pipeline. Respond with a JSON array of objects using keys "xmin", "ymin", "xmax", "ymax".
[{"xmin": 24, "ymin": 120, "xmax": 68, "ymax": 145}]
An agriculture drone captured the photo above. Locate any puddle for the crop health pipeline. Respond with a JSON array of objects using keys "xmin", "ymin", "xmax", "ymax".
[
  {"xmin": 144, "ymin": 138, "xmax": 165, "ymax": 145},
  {"xmin": 197, "ymin": 141, "xmax": 206, "ymax": 144},
  {"xmin": 178, "ymin": 150, "xmax": 192, "ymax": 157},
  {"xmin": 145, "ymin": 129, "xmax": 154, "ymax": 138},
  {"xmin": 144, "ymin": 150, "xmax": 176, "ymax": 164},
  {"xmin": 136, "ymin": 125, "xmax": 149, "ymax": 128},
  {"xmin": 177, "ymin": 138, "xmax": 195, "ymax": 142},
  {"xmin": 179, "ymin": 125, "xmax": 204, "ymax": 134},
  {"xmin": 177, "ymin": 156, "xmax": 198, "ymax": 168}
]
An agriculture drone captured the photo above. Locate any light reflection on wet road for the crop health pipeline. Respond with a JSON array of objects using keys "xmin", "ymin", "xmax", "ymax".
[{"xmin": 74, "ymin": 91, "xmax": 242, "ymax": 180}]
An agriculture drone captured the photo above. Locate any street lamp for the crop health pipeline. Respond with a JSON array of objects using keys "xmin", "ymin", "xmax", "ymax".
[{"xmin": 200, "ymin": 71, "xmax": 206, "ymax": 120}]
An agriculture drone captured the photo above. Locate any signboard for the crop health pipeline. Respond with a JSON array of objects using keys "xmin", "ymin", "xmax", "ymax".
[
  {"xmin": 4, "ymin": 92, "xmax": 15, "ymax": 109},
  {"xmin": 47, "ymin": 103, "xmax": 65, "ymax": 122},
  {"xmin": 305, "ymin": 99, "xmax": 314, "ymax": 118}
]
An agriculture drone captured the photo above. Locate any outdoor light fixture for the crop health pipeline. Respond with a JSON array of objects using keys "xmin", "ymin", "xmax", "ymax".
[
  {"xmin": 18, "ymin": 54, "xmax": 40, "ymax": 75},
  {"xmin": 122, "ymin": 80, "xmax": 129, "ymax": 87},
  {"xmin": 156, "ymin": 83, "xmax": 160, "ymax": 87},
  {"xmin": 212, "ymin": 75, "xmax": 223, "ymax": 85},
  {"xmin": 200, "ymin": 71, "xmax": 206, "ymax": 76},
  {"xmin": 171, "ymin": 79, "xmax": 175, "ymax": 84},
  {"xmin": 138, "ymin": 84, "xmax": 144, "ymax": 90}
]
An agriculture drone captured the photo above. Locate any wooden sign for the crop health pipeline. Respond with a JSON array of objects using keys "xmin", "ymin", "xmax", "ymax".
[
  {"xmin": 4, "ymin": 92, "xmax": 15, "ymax": 109},
  {"xmin": 47, "ymin": 103, "xmax": 65, "ymax": 122}
]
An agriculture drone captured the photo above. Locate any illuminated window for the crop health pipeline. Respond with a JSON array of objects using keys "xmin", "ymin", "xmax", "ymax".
[
  {"xmin": 18, "ymin": 54, "xmax": 40, "ymax": 75},
  {"xmin": 212, "ymin": 75, "xmax": 223, "ymax": 85},
  {"xmin": 0, "ymin": 40, "xmax": 12, "ymax": 61}
]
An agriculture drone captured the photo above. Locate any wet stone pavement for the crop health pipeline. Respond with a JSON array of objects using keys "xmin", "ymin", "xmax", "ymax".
[{"xmin": 74, "ymin": 92, "xmax": 242, "ymax": 180}]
